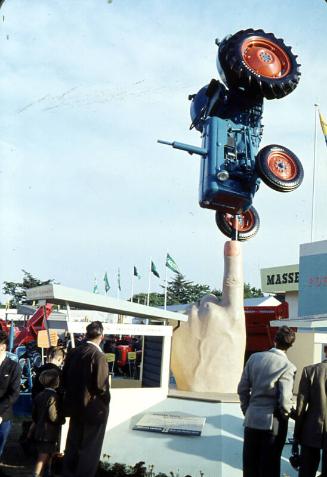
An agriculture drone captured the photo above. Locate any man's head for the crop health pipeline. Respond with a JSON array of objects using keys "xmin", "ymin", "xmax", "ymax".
[
  {"xmin": 47, "ymin": 346, "xmax": 65, "ymax": 367},
  {"xmin": 86, "ymin": 321, "xmax": 104, "ymax": 345},
  {"xmin": 0, "ymin": 330, "xmax": 8, "ymax": 354},
  {"xmin": 275, "ymin": 326, "xmax": 296, "ymax": 351}
]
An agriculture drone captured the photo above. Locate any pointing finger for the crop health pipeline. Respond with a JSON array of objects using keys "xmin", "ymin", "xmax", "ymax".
[{"xmin": 220, "ymin": 240, "xmax": 244, "ymax": 310}]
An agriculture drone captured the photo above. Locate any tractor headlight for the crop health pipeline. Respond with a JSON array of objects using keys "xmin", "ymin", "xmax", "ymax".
[{"xmin": 217, "ymin": 170, "xmax": 229, "ymax": 181}]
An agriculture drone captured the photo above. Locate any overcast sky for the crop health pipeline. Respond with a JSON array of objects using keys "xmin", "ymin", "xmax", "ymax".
[{"xmin": 0, "ymin": 0, "xmax": 326, "ymax": 302}]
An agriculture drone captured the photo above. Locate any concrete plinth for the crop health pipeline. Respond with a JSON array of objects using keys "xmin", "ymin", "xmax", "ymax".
[{"xmin": 102, "ymin": 392, "xmax": 299, "ymax": 477}]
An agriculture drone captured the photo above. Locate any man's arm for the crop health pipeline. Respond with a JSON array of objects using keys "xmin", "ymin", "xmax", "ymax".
[
  {"xmin": 293, "ymin": 367, "xmax": 310, "ymax": 440},
  {"xmin": 0, "ymin": 362, "xmax": 21, "ymax": 418},
  {"xmin": 93, "ymin": 353, "xmax": 110, "ymax": 404},
  {"xmin": 277, "ymin": 364, "xmax": 296, "ymax": 417},
  {"xmin": 237, "ymin": 359, "xmax": 252, "ymax": 415}
]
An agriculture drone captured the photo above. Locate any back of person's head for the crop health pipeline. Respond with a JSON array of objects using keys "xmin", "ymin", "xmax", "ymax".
[
  {"xmin": 275, "ymin": 326, "xmax": 296, "ymax": 350},
  {"xmin": 47, "ymin": 346, "xmax": 65, "ymax": 365},
  {"xmin": 86, "ymin": 321, "xmax": 104, "ymax": 341},
  {"xmin": 39, "ymin": 368, "xmax": 60, "ymax": 389},
  {"xmin": 0, "ymin": 330, "xmax": 8, "ymax": 346}
]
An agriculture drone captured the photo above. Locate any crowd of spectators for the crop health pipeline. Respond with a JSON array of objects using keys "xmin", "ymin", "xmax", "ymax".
[{"xmin": 0, "ymin": 323, "xmax": 326, "ymax": 477}]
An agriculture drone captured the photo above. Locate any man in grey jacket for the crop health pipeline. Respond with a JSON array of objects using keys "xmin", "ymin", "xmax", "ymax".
[
  {"xmin": 292, "ymin": 358, "xmax": 327, "ymax": 477},
  {"xmin": 238, "ymin": 326, "xmax": 296, "ymax": 477}
]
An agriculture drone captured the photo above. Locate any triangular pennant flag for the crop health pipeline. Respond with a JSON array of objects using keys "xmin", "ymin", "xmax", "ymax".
[
  {"xmin": 93, "ymin": 277, "xmax": 99, "ymax": 294},
  {"xmin": 151, "ymin": 261, "xmax": 160, "ymax": 278},
  {"xmin": 134, "ymin": 266, "xmax": 141, "ymax": 280},
  {"xmin": 103, "ymin": 272, "xmax": 110, "ymax": 293}
]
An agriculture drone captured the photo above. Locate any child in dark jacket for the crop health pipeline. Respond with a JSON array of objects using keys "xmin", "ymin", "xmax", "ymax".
[{"xmin": 31, "ymin": 368, "xmax": 65, "ymax": 477}]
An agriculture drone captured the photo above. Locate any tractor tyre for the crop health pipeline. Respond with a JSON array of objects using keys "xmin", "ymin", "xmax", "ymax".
[
  {"xmin": 217, "ymin": 29, "xmax": 301, "ymax": 99},
  {"xmin": 215, "ymin": 206, "xmax": 260, "ymax": 241},
  {"xmin": 255, "ymin": 145, "xmax": 304, "ymax": 192}
]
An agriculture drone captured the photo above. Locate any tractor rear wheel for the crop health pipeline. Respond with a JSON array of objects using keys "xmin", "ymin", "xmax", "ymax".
[
  {"xmin": 215, "ymin": 206, "xmax": 260, "ymax": 241},
  {"xmin": 217, "ymin": 29, "xmax": 301, "ymax": 99},
  {"xmin": 256, "ymin": 145, "xmax": 304, "ymax": 192}
]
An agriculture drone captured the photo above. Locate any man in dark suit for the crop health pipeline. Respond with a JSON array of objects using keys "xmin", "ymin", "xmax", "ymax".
[
  {"xmin": 0, "ymin": 330, "xmax": 21, "ymax": 477},
  {"xmin": 293, "ymin": 358, "xmax": 327, "ymax": 477},
  {"xmin": 238, "ymin": 326, "xmax": 297, "ymax": 477},
  {"xmin": 62, "ymin": 321, "xmax": 110, "ymax": 477}
]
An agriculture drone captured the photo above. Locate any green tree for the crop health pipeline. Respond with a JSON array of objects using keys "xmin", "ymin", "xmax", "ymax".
[
  {"xmin": 3, "ymin": 270, "xmax": 54, "ymax": 307},
  {"xmin": 131, "ymin": 276, "xmax": 262, "ymax": 308},
  {"xmin": 166, "ymin": 274, "xmax": 211, "ymax": 305},
  {"xmin": 131, "ymin": 292, "xmax": 165, "ymax": 307},
  {"xmin": 211, "ymin": 288, "xmax": 223, "ymax": 301},
  {"xmin": 244, "ymin": 282, "xmax": 264, "ymax": 299}
]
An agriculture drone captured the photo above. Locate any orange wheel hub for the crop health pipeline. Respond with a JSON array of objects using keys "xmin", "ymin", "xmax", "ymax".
[
  {"xmin": 267, "ymin": 151, "xmax": 297, "ymax": 180},
  {"xmin": 225, "ymin": 210, "xmax": 255, "ymax": 232},
  {"xmin": 241, "ymin": 36, "xmax": 291, "ymax": 78}
]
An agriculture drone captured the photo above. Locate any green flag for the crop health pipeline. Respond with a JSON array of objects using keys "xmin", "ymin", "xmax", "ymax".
[
  {"xmin": 93, "ymin": 277, "xmax": 99, "ymax": 294},
  {"xmin": 117, "ymin": 268, "xmax": 121, "ymax": 291},
  {"xmin": 166, "ymin": 253, "xmax": 180, "ymax": 274},
  {"xmin": 134, "ymin": 266, "xmax": 141, "ymax": 280},
  {"xmin": 103, "ymin": 272, "xmax": 110, "ymax": 293},
  {"xmin": 151, "ymin": 261, "xmax": 160, "ymax": 278}
]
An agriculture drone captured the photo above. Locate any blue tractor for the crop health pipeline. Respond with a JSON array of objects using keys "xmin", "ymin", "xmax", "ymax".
[{"xmin": 159, "ymin": 29, "xmax": 304, "ymax": 240}]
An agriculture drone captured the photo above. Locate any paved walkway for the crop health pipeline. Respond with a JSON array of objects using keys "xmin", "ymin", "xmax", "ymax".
[
  {"xmin": 0, "ymin": 410, "xmax": 306, "ymax": 477},
  {"xmin": 1, "ymin": 419, "xmax": 34, "ymax": 477}
]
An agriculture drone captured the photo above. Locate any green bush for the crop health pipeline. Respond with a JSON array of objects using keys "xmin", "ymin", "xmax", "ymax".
[{"xmin": 96, "ymin": 456, "xmax": 204, "ymax": 477}]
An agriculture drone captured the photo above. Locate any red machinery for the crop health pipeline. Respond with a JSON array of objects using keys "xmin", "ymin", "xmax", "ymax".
[
  {"xmin": 245, "ymin": 301, "xmax": 291, "ymax": 360},
  {"xmin": 116, "ymin": 344, "xmax": 132, "ymax": 369},
  {"xmin": 14, "ymin": 304, "xmax": 53, "ymax": 347},
  {"xmin": 0, "ymin": 320, "xmax": 13, "ymax": 334}
]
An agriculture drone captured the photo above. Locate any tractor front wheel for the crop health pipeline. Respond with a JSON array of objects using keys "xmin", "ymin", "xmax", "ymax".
[{"xmin": 215, "ymin": 206, "xmax": 260, "ymax": 241}]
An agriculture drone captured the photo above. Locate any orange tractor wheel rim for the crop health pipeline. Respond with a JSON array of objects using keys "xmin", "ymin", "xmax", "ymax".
[
  {"xmin": 267, "ymin": 151, "xmax": 297, "ymax": 180},
  {"xmin": 226, "ymin": 210, "xmax": 255, "ymax": 233},
  {"xmin": 241, "ymin": 37, "xmax": 291, "ymax": 78}
]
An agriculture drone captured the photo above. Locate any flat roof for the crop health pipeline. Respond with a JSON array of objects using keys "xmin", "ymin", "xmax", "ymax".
[
  {"xmin": 26, "ymin": 284, "xmax": 187, "ymax": 322},
  {"xmin": 270, "ymin": 316, "xmax": 327, "ymax": 330}
]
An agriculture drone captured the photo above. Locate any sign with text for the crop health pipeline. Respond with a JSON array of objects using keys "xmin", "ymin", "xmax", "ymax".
[
  {"xmin": 37, "ymin": 329, "xmax": 58, "ymax": 348},
  {"xmin": 299, "ymin": 240, "xmax": 327, "ymax": 318},
  {"xmin": 261, "ymin": 264, "xmax": 299, "ymax": 293},
  {"xmin": 133, "ymin": 412, "xmax": 206, "ymax": 436}
]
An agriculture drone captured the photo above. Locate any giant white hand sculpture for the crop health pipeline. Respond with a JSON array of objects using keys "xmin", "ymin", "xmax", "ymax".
[{"xmin": 170, "ymin": 241, "xmax": 245, "ymax": 393}]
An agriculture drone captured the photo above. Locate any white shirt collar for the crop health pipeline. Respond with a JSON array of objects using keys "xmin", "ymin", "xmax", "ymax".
[
  {"xmin": 86, "ymin": 340, "xmax": 102, "ymax": 352},
  {"xmin": 0, "ymin": 352, "xmax": 7, "ymax": 367},
  {"xmin": 269, "ymin": 347, "xmax": 286, "ymax": 356}
]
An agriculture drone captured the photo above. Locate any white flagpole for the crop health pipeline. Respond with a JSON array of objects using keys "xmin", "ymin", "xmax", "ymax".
[
  {"xmin": 311, "ymin": 104, "xmax": 319, "ymax": 242},
  {"xmin": 147, "ymin": 258, "xmax": 152, "ymax": 306},
  {"xmin": 164, "ymin": 252, "xmax": 168, "ymax": 310},
  {"xmin": 117, "ymin": 269, "xmax": 120, "ymax": 300},
  {"xmin": 131, "ymin": 271, "xmax": 134, "ymax": 302}
]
